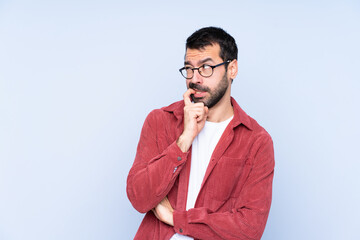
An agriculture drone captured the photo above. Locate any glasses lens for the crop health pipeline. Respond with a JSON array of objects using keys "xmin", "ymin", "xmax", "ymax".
[
  {"xmin": 181, "ymin": 68, "xmax": 193, "ymax": 79},
  {"xmin": 199, "ymin": 65, "xmax": 213, "ymax": 77}
]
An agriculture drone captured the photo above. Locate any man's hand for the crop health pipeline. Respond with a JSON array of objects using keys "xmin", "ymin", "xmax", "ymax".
[
  {"xmin": 177, "ymin": 89, "xmax": 208, "ymax": 152},
  {"xmin": 152, "ymin": 197, "xmax": 174, "ymax": 226}
]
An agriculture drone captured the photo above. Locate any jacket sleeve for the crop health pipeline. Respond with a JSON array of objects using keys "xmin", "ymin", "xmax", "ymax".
[
  {"xmin": 172, "ymin": 134, "xmax": 275, "ymax": 240},
  {"xmin": 126, "ymin": 110, "xmax": 189, "ymax": 213}
]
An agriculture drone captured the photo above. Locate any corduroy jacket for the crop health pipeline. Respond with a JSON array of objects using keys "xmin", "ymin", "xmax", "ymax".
[{"xmin": 127, "ymin": 97, "xmax": 274, "ymax": 240}]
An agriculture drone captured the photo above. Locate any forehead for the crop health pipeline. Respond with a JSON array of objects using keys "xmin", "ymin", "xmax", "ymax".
[{"xmin": 185, "ymin": 44, "xmax": 222, "ymax": 64}]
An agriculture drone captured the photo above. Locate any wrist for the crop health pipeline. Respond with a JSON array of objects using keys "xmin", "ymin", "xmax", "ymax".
[{"xmin": 176, "ymin": 133, "xmax": 193, "ymax": 153}]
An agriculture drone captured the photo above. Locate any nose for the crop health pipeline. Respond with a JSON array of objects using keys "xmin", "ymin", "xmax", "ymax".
[{"xmin": 190, "ymin": 69, "xmax": 203, "ymax": 85}]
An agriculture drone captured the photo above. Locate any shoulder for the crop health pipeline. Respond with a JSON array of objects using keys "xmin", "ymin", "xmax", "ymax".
[
  {"xmin": 247, "ymin": 115, "xmax": 273, "ymax": 145},
  {"xmin": 145, "ymin": 100, "xmax": 184, "ymax": 123},
  {"xmin": 232, "ymin": 97, "xmax": 273, "ymax": 144},
  {"xmin": 234, "ymin": 110, "xmax": 274, "ymax": 165},
  {"xmin": 161, "ymin": 100, "xmax": 184, "ymax": 113}
]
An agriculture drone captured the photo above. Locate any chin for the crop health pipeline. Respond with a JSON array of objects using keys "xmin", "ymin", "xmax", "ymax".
[{"xmin": 194, "ymin": 99, "xmax": 211, "ymax": 108}]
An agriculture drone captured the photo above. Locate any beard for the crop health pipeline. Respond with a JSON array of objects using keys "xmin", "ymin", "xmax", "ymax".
[{"xmin": 189, "ymin": 73, "xmax": 229, "ymax": 108}]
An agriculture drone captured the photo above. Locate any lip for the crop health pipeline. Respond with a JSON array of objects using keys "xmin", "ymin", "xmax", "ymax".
[{"xmin": 192, "ymin": 89, "xmax": 206, "ymax": 98}]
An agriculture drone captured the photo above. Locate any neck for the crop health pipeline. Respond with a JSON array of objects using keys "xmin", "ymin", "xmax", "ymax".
[{"xmin": 207, "ymin": 96, "xmax": 234, "ymax": 122}]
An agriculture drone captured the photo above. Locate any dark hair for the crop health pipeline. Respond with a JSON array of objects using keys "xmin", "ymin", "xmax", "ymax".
[{"xmin": 186, "ymin": 27, "xmax": 238, "ymax": 61}]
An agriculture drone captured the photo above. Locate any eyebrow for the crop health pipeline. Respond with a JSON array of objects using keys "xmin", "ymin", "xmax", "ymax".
[{"xmin": 184, "ymin": 57, "xmax": 215, "ymax": 66}]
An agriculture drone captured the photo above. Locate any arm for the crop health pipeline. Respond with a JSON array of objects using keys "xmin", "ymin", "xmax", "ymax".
[
  {"xmin": 127, "ymin": 90, "xmax": 208, "ymax": 213},
  {"xmin": 126, "ymin": 110, "xmax": 189, "ymax": 213},
  {"xmin": 172, "ymin": 135, "xmax": 274, "ymax": 240}
]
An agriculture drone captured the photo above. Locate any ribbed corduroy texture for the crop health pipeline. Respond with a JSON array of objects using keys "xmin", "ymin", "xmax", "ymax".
[{"xmin": 127, "ymin": 98, "xmax": 274, "ymax": 240}]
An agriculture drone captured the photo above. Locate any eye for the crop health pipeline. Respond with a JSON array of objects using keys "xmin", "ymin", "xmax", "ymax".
[{"xmin": 202, "ymin": 64, "xmax": 212, "ymax": 69}]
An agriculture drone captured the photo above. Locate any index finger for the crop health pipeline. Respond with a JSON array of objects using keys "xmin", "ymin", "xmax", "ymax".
[{"xmin": 183, "ymin": 88, "xmax": 195, "ymax": 106}]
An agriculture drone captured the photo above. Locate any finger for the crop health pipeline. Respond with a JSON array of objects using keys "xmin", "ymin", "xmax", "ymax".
[
  {"xmin": 162, "ymin": 196, "xmax": 174, "ymax": 211},
  {"xmin": 152, "ymin": 208, "xmax": 159, "ymax": 218},
  {"xmin": 188, "ymin": 109, "xmax": 204, "ymax": 119},
  {"xmin": 196, "ymin": 113, "xmax": 206, "ymax": 122},
  {"xmin": 201, "ymin": 107, "xmax": 209, "ymax": 121},
  {"xmin": 204, "ymin": 106, "xmax": 209, "ymax": 115},
  {"xmin": 183, "ymin": 89, "xmax": 196, "ymax": 106},
  {"xmin": 196, "ymin": 114, "xmax": 206, "ymax": 122},
  {"xmin": 161, "ymin": 196, "xmax": 169, "ymax": 204},
  {"xmin": 184, "ymin": 105, "xmax": 205, "ymax": 114},
  {"xmin": 196, "ymin": 107, "xmax": 208, "ymax": 122},
  {"xmin": 193, "ymin": 102, "xmax": 205, "ymax": 107}
]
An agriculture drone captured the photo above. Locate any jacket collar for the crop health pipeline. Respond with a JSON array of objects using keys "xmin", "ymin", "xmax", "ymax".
[{"xmin": 162, "ymin": 97, "xmax": 253, "ymax": 131}]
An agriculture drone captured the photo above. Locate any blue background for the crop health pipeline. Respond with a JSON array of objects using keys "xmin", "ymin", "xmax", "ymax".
[{"xmin": 1, "ymin": 1, "xmax": 359, "ymax": 239}]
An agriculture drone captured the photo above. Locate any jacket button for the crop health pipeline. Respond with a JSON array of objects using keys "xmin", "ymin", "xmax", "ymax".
[
  {"xmin": 179, "ymin": 228, "xmax": 183, "ymax": 233},
  {"xmin": 177, "ymin": 156, "xmax": 182, "ymax": 161}
]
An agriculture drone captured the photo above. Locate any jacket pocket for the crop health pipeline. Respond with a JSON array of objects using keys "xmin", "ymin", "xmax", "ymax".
[{"xmin": 206, "ymin": 156, "xmax": 250, "ymax": 202}]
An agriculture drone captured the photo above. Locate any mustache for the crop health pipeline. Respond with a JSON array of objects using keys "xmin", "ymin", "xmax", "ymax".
[{"xmin": 189, "ymin": 83, "xmax": 210, "ymax": 92}]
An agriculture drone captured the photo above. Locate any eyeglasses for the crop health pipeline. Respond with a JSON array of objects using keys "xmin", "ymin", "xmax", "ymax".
[{"xmin": 179, "ymin": 60, "xmax": 231, "ymax": 79}]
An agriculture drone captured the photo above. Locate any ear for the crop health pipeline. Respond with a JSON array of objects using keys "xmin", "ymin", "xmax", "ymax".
[{"xmin": 227, "ymin": 59, "xmax": 238, "ymax": 81}]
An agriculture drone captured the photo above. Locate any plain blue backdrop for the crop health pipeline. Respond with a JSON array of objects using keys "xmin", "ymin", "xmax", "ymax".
[{"xmin": 1, "ymin": 0, "xmax": 359, "ymax": 239}]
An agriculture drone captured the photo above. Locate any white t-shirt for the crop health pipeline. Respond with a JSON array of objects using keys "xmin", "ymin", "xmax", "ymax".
[{"xmin": 170, "ymin": 116, "xmax": 233, "ymax": 240}]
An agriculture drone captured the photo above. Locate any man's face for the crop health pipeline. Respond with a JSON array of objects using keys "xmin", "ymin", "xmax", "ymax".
[{"xmin": 184, "ymin": 44, "xmax": 230, "ymax": 108}]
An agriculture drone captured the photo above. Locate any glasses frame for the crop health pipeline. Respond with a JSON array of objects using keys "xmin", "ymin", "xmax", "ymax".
[{"xmin": 179, "ymin": 60, "xmax": 232, "ymax": 79}]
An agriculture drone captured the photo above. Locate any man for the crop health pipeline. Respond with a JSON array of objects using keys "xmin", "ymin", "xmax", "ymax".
[{"xmin": 127, "ymin": 27, "xmax": 274, "ymax": 240}]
